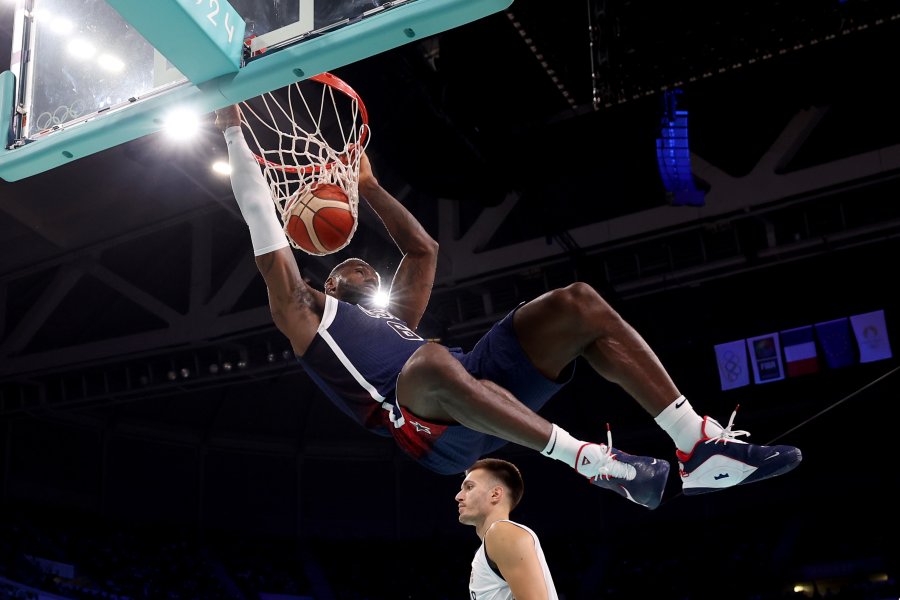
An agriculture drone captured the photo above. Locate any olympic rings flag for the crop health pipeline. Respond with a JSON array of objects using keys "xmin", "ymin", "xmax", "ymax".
[{"xmin": 714, "ymin": 339, "xmax": 751, "ymax": 391}]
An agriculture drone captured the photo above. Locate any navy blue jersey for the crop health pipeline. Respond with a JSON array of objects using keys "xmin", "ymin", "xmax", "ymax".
[{"xmin": 297, "ymin": 295, "xmax": 428, "ymax": 436}]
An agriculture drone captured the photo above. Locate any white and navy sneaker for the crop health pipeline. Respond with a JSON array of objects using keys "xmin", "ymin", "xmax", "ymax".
[
  {"xmin": 591, "ymin": 448, "xmax": 671, "ymax": 510},
  {"xmin": 678, "ymin": 406, "xmax": 802, "ymax": 495},
  {"xmin": 577, "ymin": 425, "xmax": 670, "ymax": 510}
]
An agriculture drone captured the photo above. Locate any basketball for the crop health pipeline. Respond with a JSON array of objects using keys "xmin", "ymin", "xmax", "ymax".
[{"xmin": 284, "ymin": 183, "xmax": 357, "ymax": 255}]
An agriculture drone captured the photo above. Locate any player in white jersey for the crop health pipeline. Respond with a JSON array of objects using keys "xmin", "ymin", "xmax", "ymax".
[{"xmin": 457, "ymin": 458, "xmax": 559, "ymax": 600}]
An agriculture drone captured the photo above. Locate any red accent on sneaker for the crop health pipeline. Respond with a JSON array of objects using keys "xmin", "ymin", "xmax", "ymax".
[
  {"xmin": 574, "ymin": 443, "xmax": 596, "ymax": 477},
  {"xmin": 676, "ymin": 416, "xmax": 717, "ymax": 462},
  {"xmin": 700, "ymin": 415, "xmax": 715, "ymax": 438}
]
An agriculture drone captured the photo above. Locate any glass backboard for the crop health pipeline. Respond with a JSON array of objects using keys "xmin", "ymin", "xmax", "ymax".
[{"xmin": 0, "ymin": 0, "xmax": 513, "ymax": 182}]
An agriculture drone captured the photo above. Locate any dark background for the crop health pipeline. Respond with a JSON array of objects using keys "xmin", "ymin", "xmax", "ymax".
[{"xmin": 1, "ymin": 0, "xmax": 899, "ymax": 598}]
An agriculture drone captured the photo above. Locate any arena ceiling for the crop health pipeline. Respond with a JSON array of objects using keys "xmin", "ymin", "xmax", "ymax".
[{"xmin": 0, "ymin": 0, "xmax": 899, "ymax": 428}]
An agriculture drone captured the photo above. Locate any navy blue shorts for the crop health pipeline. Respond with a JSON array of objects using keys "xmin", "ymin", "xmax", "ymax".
[{"xmin": 388, "ymin": 304, "xmax": 575, "ymax": 475}]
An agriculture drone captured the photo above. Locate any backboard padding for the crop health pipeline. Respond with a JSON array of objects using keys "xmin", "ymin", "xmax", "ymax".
[{"xmin": 0, "ymin": 0, "xmax": 514, "ymax": 182}]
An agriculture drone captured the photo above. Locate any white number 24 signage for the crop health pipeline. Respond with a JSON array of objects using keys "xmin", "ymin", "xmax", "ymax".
[{"xmin": 195, "ymin": 0, "xmax": 238, "ymax": 44}]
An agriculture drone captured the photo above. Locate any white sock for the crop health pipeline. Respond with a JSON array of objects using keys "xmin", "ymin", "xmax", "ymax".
[
  {"xmin": 224, "ymin": 126, "xmax": 290, "ymax": 256},
  {"xmin": 654, "ymin": 395, "xmax": 706, "ymax": 454},
  {"xmin": 541, "ymin": 424, "xmax": 593, "ymax": 468},
  {"xmin": 542, "ymin": 424, "xmax": 635, "ymax": 480}
]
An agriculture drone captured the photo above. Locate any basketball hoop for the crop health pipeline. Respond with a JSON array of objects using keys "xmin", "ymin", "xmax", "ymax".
[{"xmin": 239, "ymin": 73, "xmax": 370, "ymax": 254}]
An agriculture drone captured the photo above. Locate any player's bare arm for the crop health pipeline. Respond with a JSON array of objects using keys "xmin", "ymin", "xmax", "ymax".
[
  {"xmin": 216, "ymin": 104, "xmax": 325, "ymax": 355},
  {"xmin": 358, "ymin": 152, "xmax": 438, "ymax": 330},
  {"xmin": 485, "ymin": 522, "xmax": 550, "ymax": 600},
  {"xmin": 256, "ymin": 248, "xmax": 326, "ymax": 356}
]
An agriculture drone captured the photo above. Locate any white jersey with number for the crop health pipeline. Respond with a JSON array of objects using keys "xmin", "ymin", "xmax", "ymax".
[{"xmin": 469, "ymin": 520, "xmax": 559, "ymax": 600}]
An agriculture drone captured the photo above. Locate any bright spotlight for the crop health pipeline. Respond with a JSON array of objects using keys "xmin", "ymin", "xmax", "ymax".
[
  {"xmin": 97, "ymin": 53, "xmax": 124, "ymax": 72},
  {"xmin": 50, "ymin": 18, "xmax": 74, "ymax": 34},
  {"xmin": 163, "ymin": 108, "xmax": 201, "ymax": 140},
  {"xmin": 67, "ymin": 39, "xmax": 96, "ymax": 59},
  {"xmin": 372, "ymin": 290, "xmax": 390, "ymax": 307},
  {"xmin": 212, "ymin": 161, "xmax": 231, "ymax": 175}
]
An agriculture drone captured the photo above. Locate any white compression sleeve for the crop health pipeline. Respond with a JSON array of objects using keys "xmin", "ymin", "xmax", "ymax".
[{"xmin": 223, "ymin": 125, "xmax": 289, "ymax": 256}]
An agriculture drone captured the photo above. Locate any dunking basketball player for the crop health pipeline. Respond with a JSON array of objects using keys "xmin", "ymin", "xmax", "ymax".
[
  {"xmin": 216, "ymin": 104, "xmax": 801, "ymax": 510},
  {"xmin": 456, "ymin": 459, "xmax": 559, "ymax": 600}
]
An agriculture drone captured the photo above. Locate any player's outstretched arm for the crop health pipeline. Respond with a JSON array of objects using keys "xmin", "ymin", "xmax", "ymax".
[
  {"xmin": 485, "ymin": 522, "xmax": 550, "ymax": 600},
  {"xmin": 216, "ymin": 105, "xmax": 325, "ymax": 355},
  {"xmin": 358, "ymin": 152, "xmax": 437, "ymax": 330}
]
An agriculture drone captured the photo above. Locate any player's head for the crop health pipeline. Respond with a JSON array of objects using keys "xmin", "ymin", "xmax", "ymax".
[
  {"xmin": 455, "ymin": 458, "xmax": 524, "ymax": 526},
  {"xmin": 324, "ymin": 258, "xmax": 382, "ymax": 305}
]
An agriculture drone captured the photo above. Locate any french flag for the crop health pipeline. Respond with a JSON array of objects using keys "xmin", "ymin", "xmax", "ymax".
[{"xmin": 780, "ymin": 325, "xmax": 820, "ymax": 377}]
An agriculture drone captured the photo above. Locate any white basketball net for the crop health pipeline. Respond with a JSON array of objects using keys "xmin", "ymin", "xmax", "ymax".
[{"xmin": 239, "ymin": 74, "xmax": 371, "ymax": 253}]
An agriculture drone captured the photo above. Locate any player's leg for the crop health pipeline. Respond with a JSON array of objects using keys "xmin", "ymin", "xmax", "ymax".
[
  {"xmin": 396, "ymin": 343, "xmax": 636, "ymax": 482},
  {"xmin": 511, "ymin": 282, "xmax": 678, "ymax": 415},
  {"xmin": 511, "ymin": 282, "xmax": 802, "ymax": 495},
  {"xmin": 398, "ymin": 343, "xmax": 552, "ymax": 451}
]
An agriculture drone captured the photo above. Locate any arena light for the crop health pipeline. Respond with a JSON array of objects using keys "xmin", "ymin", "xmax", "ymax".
[
  {"xmin": 163, "ymin": 108, "xmax": 201, "ymax": 140},
  {"xmin": 372, "ymin": 290, "xmax": 390, "ymax": 307},
  {"xmin": 67, "ymin": 39, "xmax": 96, "ymax": 60},
  {"xmin": 97, "ymin": 53, "xmax": 125, "ymax": 73},
  {"xmin": 212, "ymin": 160, "xmax": 231, "ymax": 175},
  {"xmin": 49, "ymin": 17, "xmax": 74, "ymax": 34}
]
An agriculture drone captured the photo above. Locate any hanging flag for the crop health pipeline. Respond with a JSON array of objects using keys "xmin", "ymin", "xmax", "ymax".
[
  {"xmin": 714, "ymin": 339, "xmax": 751, "ymax": 390},
  {"xmin": 850, "ymin": 310, "xmax": 893, "ymax": 363},
  {"xmin": 747, "ymin": 332, "xmax": 785, "ymax": 384},
  {"xmin": 814, "ymin": 318, "xmax": 857, "ymax": 369},
  {"xmin": 780, "ymin": 325, "xmax": 820, "ymax": 377}
]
